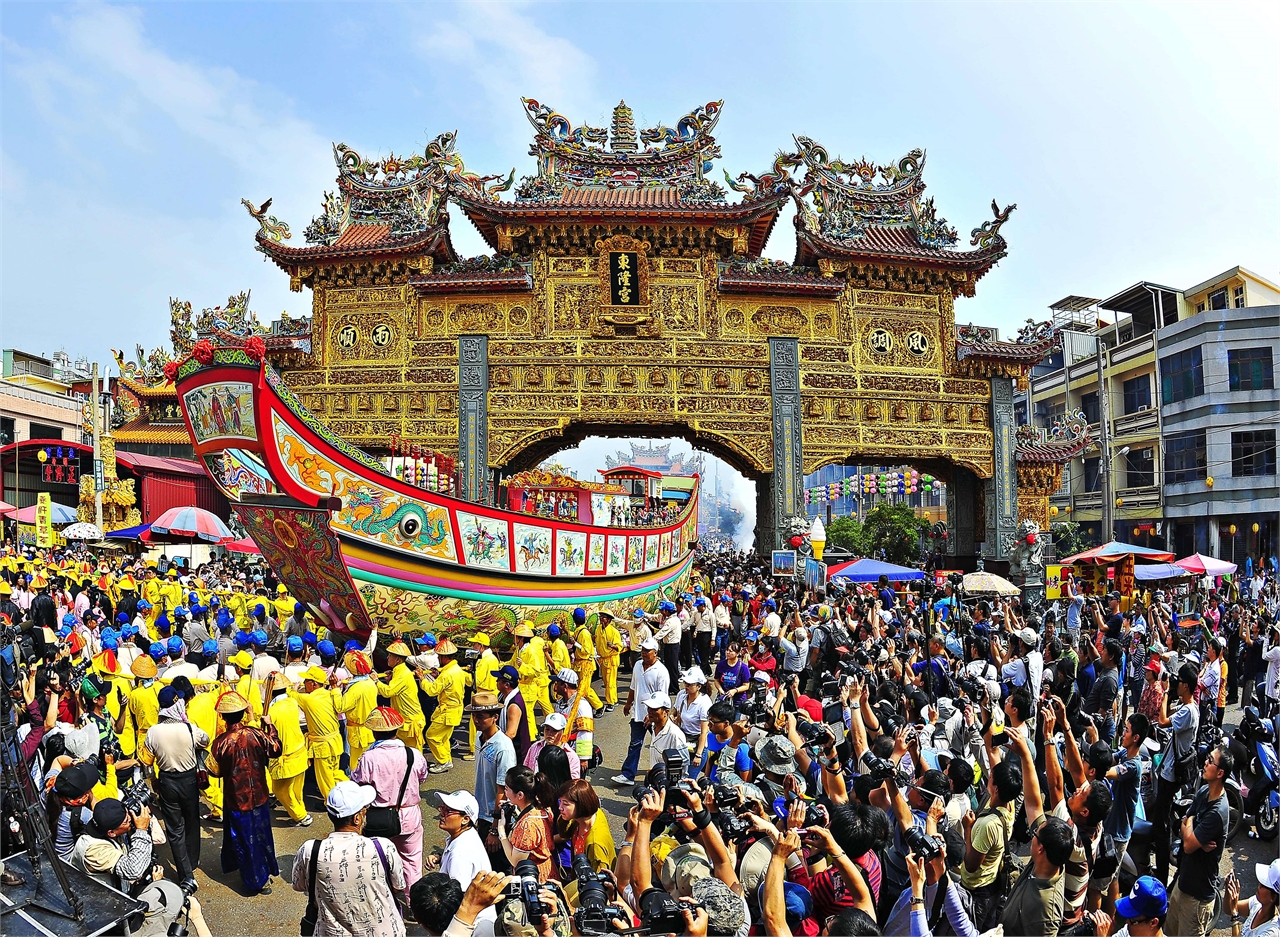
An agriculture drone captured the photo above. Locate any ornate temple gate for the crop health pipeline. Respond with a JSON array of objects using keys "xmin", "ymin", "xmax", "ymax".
[{"xmin": 244, "ymin": 99, "xmax": 1054, "ymax": 553}]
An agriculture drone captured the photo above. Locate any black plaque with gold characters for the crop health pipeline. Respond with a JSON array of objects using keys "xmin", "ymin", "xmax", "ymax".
[{"xmin": 609, "ymin": 251, "xmax": 641, "ymax": 305}]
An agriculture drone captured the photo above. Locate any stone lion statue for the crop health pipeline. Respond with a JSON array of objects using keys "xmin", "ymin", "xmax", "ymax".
[{"xmin": 1007, "ymin": 518, "xmax": 1045, "ymax": 581}]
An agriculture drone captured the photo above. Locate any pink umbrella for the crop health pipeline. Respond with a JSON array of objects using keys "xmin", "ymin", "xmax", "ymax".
[
  {"xmin": 148, "ymin": 506, "xmax": 235, "ymax": 544},
  {"xmin": 1175, "ymin": 552, "xmax": 1237, "ymax": 576},
  {"xmin": 0, "ymin": 500, "xmax": 15, "ymax": 516},
  {"xmin": 225, "ymin": 536, "xmax": 261, "ymax": 555}
]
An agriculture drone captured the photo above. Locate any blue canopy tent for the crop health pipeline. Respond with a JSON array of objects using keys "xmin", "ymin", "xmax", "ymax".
[
  {"xmin": 827, "ymin": 557, "xmax": 925, "ymax": 583},
  {"xmin": 1134, "ymin": 563, "xmax": 1194, "ymax": 582},
  {"xmin": 105, "ymin": 523, "xmax": 152, "ymax": 540}
]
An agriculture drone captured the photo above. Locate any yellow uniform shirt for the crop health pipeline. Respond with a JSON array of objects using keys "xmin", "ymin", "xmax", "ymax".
[
  {"xmin": 376, "ymin": 663, "xmax": 425, "ymax": 729},
  {"xmin": 517, "ymin": 640, "xmax": 548, "ymax": 684},
  {"xmin": 335, "ymin": 677, "xmax": 378, "ymax": 745},
  {"xmin": 473, "ymin": 650, "xmax": 499, "ymax": 694},
  {"xmin": 421, "ymin": 659, "xmax": 471, "ymax": 727},
  {"xmin": 267, "ymin": 695, "xmax": 309, "ymax": 779},
  {"xmin": 548, "ymin": 639, "xmax": 572, "ymax": 676},
  {"xmin": 596, "ymin": 623, "xmax": 623, "ymax": 660},
  {"xmin": 125, "ymin": 682, "xmax": 161, "ymax": 757},
  {"xmin": 273, "ymin": 595, "xmax": 295, "ymax": 622},
  {"xmin": 292, "ymin": 686, "xmax": 343, "ymax": 756}
]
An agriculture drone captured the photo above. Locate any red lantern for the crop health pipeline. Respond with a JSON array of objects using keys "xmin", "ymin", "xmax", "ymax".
[
  {"xmin": 1026, "ymin": 532, "xmax": 1038, "ymax": 545},
  {"xmin": 788, "ymin": 535, "xmax": 804, "ymax": 548}
]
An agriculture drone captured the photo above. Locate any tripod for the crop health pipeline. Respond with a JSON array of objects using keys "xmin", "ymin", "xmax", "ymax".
[{"xmin": 0, "ymin": 651, "xmax": 84, "ymax": 923}]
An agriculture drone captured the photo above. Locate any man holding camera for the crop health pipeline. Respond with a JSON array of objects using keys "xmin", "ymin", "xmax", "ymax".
[{"xmin": 613, "ymin": 638, "xmax": 670, "ymax": 786}]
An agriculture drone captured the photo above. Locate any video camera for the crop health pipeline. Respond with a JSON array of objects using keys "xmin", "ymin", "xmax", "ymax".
[
  {"xmin": 571, "ymin": 855, "xmax": 627, "ymax": 936},
  {"xmin": 738, "ymin": 684, "xmax": 773, "ymax": 727},
  {"xmin": 120, "ymin": 776, "xmax": 153, "ymax": 816}
]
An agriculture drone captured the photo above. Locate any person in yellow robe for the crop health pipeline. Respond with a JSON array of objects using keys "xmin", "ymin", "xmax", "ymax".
[
  {"xmin": 159, "ymin": 570, "xmax": 182, "ymax": 616},
  {"xmin": 185, "ymin": 682, "xmax": 224, "ymax": 819},
  {"xmin": 271, "ymin": 583, "xmax": 295, "ymax": 623},
  {"xmin": 507, "ymin": 623, "xmax": 552, "ymax": 729},
  {"xmin": 376, "ymin": 640, "xmax": 426, "ymax": 750},
  {"xmin": 229, "ymin": 650, "xmax": 263, "ymax": 726},
  {"xmin": 141, "ymin": 570, "xmax": 164, "ymax": 631},
  {"xmin": 464, "ymin": 633, "xmax": 499, "ymax": 760},
  {"xmin": 263, "ymin": 673, "xmax": 311, "ymax": 825},
  {"xmin": 570, "ymin": 610, "xmax": 604, "ymax": 712},
  {"xmin": 546, "ymin": 625, "xmax": 573, "ymax": 677},
  {"xmin": 125, "ymin": 656, "xmax": 162, "ymax": 759},
  {"xmin": 594, "ymin": 611, "xmax": 624, "ymax": 710},
  {"xmin": 335, "ymin": 650, "xmax": 378, "ymax": 768},
  {"xmin": 292, "ymin": 666, "xmax": 347, "ymax": 798},
  {"xmin": 418, "ymin": 639, "xmax": 470, "ymax": 773}
]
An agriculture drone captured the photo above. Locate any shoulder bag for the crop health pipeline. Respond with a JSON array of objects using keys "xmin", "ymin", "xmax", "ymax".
[
  {"xmin": 363, "ymin": 749, "xmax": 413, "ymax": 839},
  {"xmin": 371, "ymin": 838, "xmax": 405, "ymax": 917},
  {"xmin": 300, "ymin": 838, "xmax": 322, "ymax": 935}
]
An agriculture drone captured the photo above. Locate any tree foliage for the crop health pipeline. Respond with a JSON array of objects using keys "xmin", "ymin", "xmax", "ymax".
[
  {"xmin": 1050, "ymin": 520, "xmax": 1092, "ymax": 559},
  {"xmin": 826, "ymin": 515, "xmax": 868, "ymax": 555},
  {"xmin": 862, "ymin": 503, "xmax": 930, "ymax": 565}
]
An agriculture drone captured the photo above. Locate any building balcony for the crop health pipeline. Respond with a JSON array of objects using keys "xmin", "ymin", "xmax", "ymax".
[
  {"xmin": 1116, "ymin": 484, "xmax": 1162, "ymax": 512},
  {"xmin": 1109, "ymin": 332, "xmax": 1155, "ymax": 366},
  {"xmin": 1112, "ymin": 408, "xmax": 1158, "ymax": 439},
  {"xmin": 1073, "ymin": 491, "xmax": 1103, "ymax": 511}
]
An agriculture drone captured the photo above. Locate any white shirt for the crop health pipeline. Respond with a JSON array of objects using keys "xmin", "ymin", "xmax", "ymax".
[
  {"xmin": 762, "ymin": 612, "xmax": 782, "ymax": 637},
  {"xmin": 714, "ymin": 605, "xmax": 731, "ymax": 629},
  {"xmin": 1263, "ymin": 636, "xmax": 1280, "ymax": 699},
  {"xmin": 630, "ymin": 660, "xmax": 670, "ymax": 723},
  {"xmin": 655, "ymin": 614, "xmax": 682, "ymax": 646},
  {"xmin": 440, "ymin": 826, "xmax": 492, "ymax": 891},
  {"xmin": 673, "ymin": 692, "xmax": 711, "ymax": 736},
  {"xmin": 649, "ymin": 718, "xmax": 690, "ymax": 770}
]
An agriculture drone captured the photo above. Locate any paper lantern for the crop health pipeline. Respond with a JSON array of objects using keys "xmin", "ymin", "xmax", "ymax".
[
  {"xmin": 1206, "ymin": 476, "xmax": 1214, "ymax": 487},
  {"xmin": 1065, "ymin": 506, "xmax": 1072, "ymax": 514},
  {"xmin": 1253, "ymin": 523, "xmax": 1261, "ymax": 534},
  {"xmin": 1050, "ymin": 506, "xmax": 1059, "ymax": 517},
  {"xmin": 1116, "ymin": 498, "xmax": 1124, "ymax": 507},
  {"xmin": 37, "ymin": 449, "xmax": 48, "ymax": 463},
  {"xmin": 1229, "ymin": 524, "xmax": 1237, "ymax": 535}
]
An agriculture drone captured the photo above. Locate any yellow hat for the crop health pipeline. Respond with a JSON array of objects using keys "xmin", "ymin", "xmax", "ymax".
[
  {"xmin": 166, "ymin": 569, "xmax": 178, "ymax": 578},
  {"xmin": 0, "ymin": 581, "xmax": 10, "ymax": 596},
  {"xmin": 91, "ymin": 649, "xmax": 122, "ymax": 678},
  {"xmin": 344, "ymin": 650, "xmax": 373, "ymax": 675},
  {"xmin": 263, "ymin": 671, "xmax": 290, "ymax": 695},
  {"xmin": 469, "ymin": 632, "xmax": 490, "ymax": 647},
  {"xmin": 215, "ymin": 690, "xmax": 249, "ymax": 714},
  {"xmin": 131, "ymin": 656, "xmax": 158, "ymax": 679},
  {"xmin": 385, "ymin": 640, "xmax": 412, "ymax": 658},
  {"xmin": 366, "ymin": 706, "xmax": 405, "ymax": 732},
  {"xmin": 435, "ymin": 638, "xmax": 458, "ymax": 656},
  {"xmin": 301, "ymin": 666, "xmax": 328, "ymax": 685},
  {"xmin": 276, "ymin": 584, "xmax": 288, "ymax": 594},
  {"xmin": 513, "ymin": 623, "xmax": 534, "ymax": 639},
  {"xmin": 230, "ymin": 650, "xmax": 254, "ymax": 670},
  {"xmin": 117, "ymin": 575, "xmax": 137, "ymax": 591}
]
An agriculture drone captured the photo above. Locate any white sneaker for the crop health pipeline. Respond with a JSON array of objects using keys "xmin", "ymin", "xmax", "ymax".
[
  {"xmin": 611, "ymin": 774, "xmax": 634, "ymax": 786},
  {"xmin": 295, "ymin": 814, "xmax": 313, "ymax": 827}
]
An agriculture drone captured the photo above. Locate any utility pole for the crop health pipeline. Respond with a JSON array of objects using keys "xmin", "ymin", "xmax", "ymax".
[
  {"xmin": 1097, "ymin": 335, "xmax": 1115, "ymax": 542},
  {"xmin": 91, "ymin": 363, "xmax": 103, "ymax": 530}
]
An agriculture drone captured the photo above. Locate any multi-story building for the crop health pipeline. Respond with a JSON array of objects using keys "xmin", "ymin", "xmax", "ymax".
[{"xmin": 1016, "ymin": 267, "xmax": 1279, "ymax": 567}]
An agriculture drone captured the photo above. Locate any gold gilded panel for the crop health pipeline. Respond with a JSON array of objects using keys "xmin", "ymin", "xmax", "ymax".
[
  {"xmin": 548, "ymin": 282, "xmax": 595, "ymax": 334},
  {"xmin": 329, "ymin": 311, "xmax": 406, "ymax": 363},
  {"xmin": 450, "ymin": 302, "xmax": 505, "ymax": 333}
]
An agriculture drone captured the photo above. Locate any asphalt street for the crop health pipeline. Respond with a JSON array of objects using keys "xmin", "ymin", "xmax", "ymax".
[{"xmin": 171, "ymin": 674, "xmax": 1278, "ymax": 936}]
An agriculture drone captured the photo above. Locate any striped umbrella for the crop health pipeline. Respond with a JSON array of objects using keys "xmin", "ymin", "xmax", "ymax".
[{"xmin": 148, "ymin": 506, "xmax": 234, "ymax": 544}]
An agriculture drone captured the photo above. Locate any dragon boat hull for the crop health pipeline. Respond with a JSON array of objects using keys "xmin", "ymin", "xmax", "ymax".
[{"xmin": 174, "ymin": 350, "xmax": 697, "ymax": 640}]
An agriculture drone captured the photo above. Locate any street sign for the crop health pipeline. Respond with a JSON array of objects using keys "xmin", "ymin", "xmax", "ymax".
[
  {"xmin": 94, "ymin": 458, "xmax": 105, "ymax": 493},
  {"xmin": 36, "ymin": 493, "xmax": 53, "ymax": 548}
]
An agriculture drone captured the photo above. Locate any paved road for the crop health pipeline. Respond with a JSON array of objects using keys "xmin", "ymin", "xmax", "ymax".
[{"xmin": 175, "ymin": 678, "xmax": 1276, "ymax": 935}]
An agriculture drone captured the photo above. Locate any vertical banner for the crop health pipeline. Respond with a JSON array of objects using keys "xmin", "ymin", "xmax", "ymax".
[
  {"xmin": 458, "ymin": 335, "xmax": 489, "ymax": 504},
  {"xmin": 1116, "ymin": 554, "xmax": 1135, "ymax": 610},
  {"xmin": 987, "ymin": 377, "xmax": 1018, "ymax": 558},
  {"xmin": 36, "ymin": 492, "xmax": 53, "ymax": 548},
  {"xmin": 768, "ymin": 338, "xmax": 803, "ymax": 550},
  {"xmin": 1044, "ymin": 564, "xmax": 1067, "ymax": 599}
]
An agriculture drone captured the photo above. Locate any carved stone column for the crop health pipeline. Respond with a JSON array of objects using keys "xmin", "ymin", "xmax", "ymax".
[
  {"xmin": 458, "ymin": 336, "xmax": 489, "ymax": 504},
  {"xmin": 768, "ymin": 338, "xmax": 804, "ymax": 551},
  {"xmin": 985, "ymin": 377, "xmax": 1018, "ymax": 559},
  {"xmin": 947, "ymin": 468, "xmax": 978, "ymax": 557}
]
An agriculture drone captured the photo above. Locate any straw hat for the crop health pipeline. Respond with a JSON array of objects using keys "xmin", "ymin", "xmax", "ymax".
[
  {"xmin": 344, "ymin": 650, "xmax": 373, "ymax": 675},
  {"xmin": 263, "ymin": 671, "xmax": 291, "ymax": 695},
  {"xmin": 435, "ymin": 638, "xmax": 458, "ymax": 656},
  {"xmin": 131, "ymin": 656, "xmax": 158, "ymax": 679},
  {"xmin": 466, "ymin": 692, "xmax": 503, "ymax": 713},
  {"xmin": 513, "ymin": 622, "xmax": 534, "ymax": 639},
  {"xmin": 385, "ymin": 640, "xmax": 412, "ymax": 658},
  {"xmin": 215, "ymin": 690, "xmax": 249, "ymax": 714},
  {"xmin": 367, "ymin": 706, "xmax": 405, "ymax": 732}
]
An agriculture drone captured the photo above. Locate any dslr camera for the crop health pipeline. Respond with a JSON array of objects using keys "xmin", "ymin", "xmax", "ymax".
[
  {"xmin": 638, "ymin": 887, "xmax": 698, "ymax": 936},
  {"xmin": 506, "ymin": 859, "xmax": 550, "ymax": 921},
  {"xmin": 571, "ymin": 855, "xmax": 626, "ymax": 936},
  {"xmin": 903, "ymin": 826, "xmax": 944, "ymax": 860}
]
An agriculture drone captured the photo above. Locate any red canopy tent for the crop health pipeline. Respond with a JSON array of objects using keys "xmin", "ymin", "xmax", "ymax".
[
  {"xmin": 1060, "ymin": 540, "xmax": 1174, "ymax": 564},
  {"xmin": 225, "ymin": 536, "xmax": 261, "ymax": 555}
]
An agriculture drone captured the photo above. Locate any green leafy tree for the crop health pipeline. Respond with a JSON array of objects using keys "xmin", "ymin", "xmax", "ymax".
[
  {"xmin": 1050, "ymin": 520, "xmax": 1091, "ymax": 558},
  {"xmin": 862, "ymin": 503, "xmax": 929, "ymax": 565},
  {"xmin": 826, "ymin": 515, "xmax": 868, "ymax": 555}
]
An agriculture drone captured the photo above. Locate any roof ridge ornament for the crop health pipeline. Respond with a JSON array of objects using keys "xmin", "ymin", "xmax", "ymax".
[
  {"xmin": 610, "ymin": 101, "xmax": 638, "ymax": 153},
  {"xmin": 241, "ymin": 198, "xmax": 292, "ymax": 243},
  {"xmin": 970, "ymin": 199, "xmax": 1017, "ymax": 249}
]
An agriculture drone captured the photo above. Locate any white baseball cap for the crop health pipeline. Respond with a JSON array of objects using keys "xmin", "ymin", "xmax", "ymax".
[
  {"xmin": 542, "ymin": 712, "xmax": 568, "ymax": 731},
  {"xmin": 326, "ymin": 780, "xmax": 378, "ymax": 818},
  {"xmin": 681, "ymin": 666, "xmax": 707, "ymax": 685},
  {"xmin": 643, "ymin": 692, "xmax": 672, "ymax": 711},
  {"xmin": 1257, "ymin": 859, "xmax": 1280, "ymax": 893},
  {"xmin": 640, "ymin": 637, "xmax": 660, "ymax": 652},
  {"xmin": 436, "ymin": 790, "xmax": 480, "ymax": 822},
  {"xmin": 553, "ymin": 667, "xmax": 579, "ymax": 687}
]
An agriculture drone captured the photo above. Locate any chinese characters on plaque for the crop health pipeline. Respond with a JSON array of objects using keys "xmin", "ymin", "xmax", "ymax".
[{"xmin": 608, "ymin": 251, "xmax": 641, "ymax": 306}]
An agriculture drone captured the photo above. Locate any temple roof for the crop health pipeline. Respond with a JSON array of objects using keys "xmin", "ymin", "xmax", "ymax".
[
  {"xmin": 1015, "ymin": 412, "xmax": 1093, "ymax": 465},
  {"xmin": 716, "ymin": 259, "xmax": 846, "ymax": 298}
]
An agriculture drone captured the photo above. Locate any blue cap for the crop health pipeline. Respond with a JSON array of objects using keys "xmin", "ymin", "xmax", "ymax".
[
  {"xmin": 317, "ymin": 640, "xmax": 335, "ymax": 657},
  {"xmin": 693, "ymin": 584, "xmax": 703, "ymax": 592},
  {"xmin": 633, "ymin": 609, "xmax": 646, "ymax": 620},
  {"xmin": 156, "ymin": 613, "xmax": 171, "ymax": 634},
  {"xmin": 202, "ymin": 639, "xmax": 218, "ymax": 656},
  {"xmin": 422, "ymin": 633, "xmax": 437, "ymax": 647},
  {"xmin": 250, "ymin": 629, "xmax": 268, "ymax": 647},
  {"xmin": 58, "ymin": 626, "xmax": 73, "ymax": 639},
  {"xmin": 149, "ymin": 642, "xmax": 166, "ymax": 660},
  {"xmin": 757, "ymin": 880, "xmax": 813, "ymax": 928},
  {"xmin": 764, "ymin": 598, "xmax": 776, "ymax": 610},
  {"xmin": 166, "ymin": 636, "xmax": 185, "ymax": 655},
  {"xmin": 744, "ymin": 630, "xmax": 760, "ymax": 642},
  {"xmin": 658, "ymin": 600, "xmax": 675, "ymax": 613},
  {"xmin": 547, "ymin": 625, "xmax": 561, "ymax": 638},
  {"xmin": 234, "ymin": 630, "xmax": 251, "ymax": 647},
  {"xmin": 101, "ymin": 635, "xmax": 119, "ymax": 650},
  {"xmin": 496, "ymin": 664, "xmax": 520, "ymax": 684},
  {"xmin": 121, "ymin": 624, "xmax": 136, "ymax": 638},
  {"xmin": 695, "ymin": 597, "xmax": 706, "ymax": 607},
  {"xmin": 572, "ymin": 608, "xmax": 586, "ymax": 624},
  {"xmin": 63, "ymin": 613, "xmax": 79, "ymax": 626},
  {"xmin": 344, "ymin": 640, "xmax": 361, "ymax": 652},
  {"xmin": 101, "ymin": 627, "xmax": 119, "ymax": 641},
  {"xmin": 303, "ymin": 631, "xmax": 317, "ymax": 646},
  {"xmin": 191, "ymin": 605, "xmax": 206, "ymax": 616},
  {"xmin": 138, "ymin": 599, "xmax": 152, "ymax": 610},
  {"xmin": 157, "ymin": 685, "xmax": 179, "ymax": 709},
  {"xmin": 216, "ymin": 609, "xmax": 233, "ymax": 629},
  {"xmin": 287, "ymin": 636, "xmax": 304, "ymax": 653},
  {"xmin": 174, "ymin": 606, "xmax": 190, "ymax": 618},
  {"xmin": 294, "ymin": 602, "xmax": 306, "ymax": 615},
  {"xmin": 188, "ymin": 591, "xmax": 199, "ymax": 605},
  {"xmin": 116, "ymin": 612, "xmax": 130, "ymax": 624},
  {"xmin": 1115, "ymin": 876, "xmax": 1168, "ymax": 920},
  {"xmin": 253, "ymin": 603, "xmax": 265, "ymax": 616},
  {"xmin": 209, "ymin": 595, "xmax": 220, "ymax": 606}
]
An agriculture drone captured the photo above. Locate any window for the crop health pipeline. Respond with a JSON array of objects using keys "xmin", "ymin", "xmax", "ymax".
[
  {"xmin": 1228, "ymin": 347, "xmax": 1274, "ymax": 391},
  {"xmin": 1232, "ymin": 430, "xmax": 1277, "ymax": 477},
  {"xmin": 1196, "ymin": 302, "xmax": 1206, "ymax": 313},
  {"xmin": 0, "ymin": 416, "xmax": 13, "ymax": 446},
  {"xmin": 1233, "ymin": 285, "xmax": 1245, "ymax": 308},
  {"xmin": 1122, "ymin": 375, "xmax": 1152, "ymax": 414},
  {"xmin": 1209, "ymin": 288, "xmax": 1229, "ymax": 310},
  {"xmin": 1164, "ymin": 430, "xmax": 1207, "ymax": 484},
  {"xmin": 1083, "ymin": 456, "xmax": 1102, "ymax": 492},
  {"xmin": 28, "ymin": 422, "xmax": 64, "ymax": 440},
  {"xmin": 1125, "ymin": 447, "xmax": 1155, "ymax": 487},
  {"xmin": 1034, "ymin": 400, "xmax": 1065, "ymax": 429},
  {"xmin": 1014, "ymin": 400, "xmax": 1028, "ymax": 427},
  {"xmin": 1161, "ymin": 348, "xmax": 1204, "ymax": 404},
  {"xmin": 1081, "ymin": 391, "xmax": 1100, "ymax": 425}
]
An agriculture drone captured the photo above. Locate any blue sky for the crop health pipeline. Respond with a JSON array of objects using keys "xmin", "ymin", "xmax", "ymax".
[{"xmin": 3, "ymin": 1, "xmax": 1277, "ymax": 367}]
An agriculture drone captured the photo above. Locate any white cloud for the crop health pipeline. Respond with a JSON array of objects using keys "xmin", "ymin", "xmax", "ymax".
[{"xmin": 2, "ymin": 4, "xmax": 333, "ymax": 359}]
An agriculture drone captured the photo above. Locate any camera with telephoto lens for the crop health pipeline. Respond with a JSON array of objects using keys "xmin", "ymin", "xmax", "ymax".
[
  {"xmin": 571, "ymin": 855, "xmax": 626, "ymax": 935},
  {"xmin": 861, "ymin": 752, "xmax": 905, "ymax": 785},
  {"xmin": 507, "ymin": 859, "xmax": 550, "ymax": 922},
  {"xmin": 664, "ymin": 750, "xmax": 700, "ymax": 809},
  {"xmin": 120, "ymin": 776, "xmax": 153, "ymax": 815},
  {"xmin": 903, "ymin": 825, "xmax": 944, "ymax": 860},
  {"xmin": 638, "ymin": 887, "xmax": 699, "ymax": 936},
  {"xmin": 795, "ymin": 718, "xmax": 834, "ymax": 748},
  {"xmin": 948, "ymin": 571, "xmax": 964, "ymax": 590}
]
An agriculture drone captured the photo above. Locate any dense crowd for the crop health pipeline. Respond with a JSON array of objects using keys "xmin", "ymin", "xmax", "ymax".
[{"xmin": 3, "ymin": 543, "xmax": 1280, "ymax": 937}]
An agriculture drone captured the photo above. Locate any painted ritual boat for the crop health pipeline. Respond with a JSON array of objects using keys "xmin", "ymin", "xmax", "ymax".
[{"xmin": 173, "ymin": 347, "xmax": 698, "ymax": 640}]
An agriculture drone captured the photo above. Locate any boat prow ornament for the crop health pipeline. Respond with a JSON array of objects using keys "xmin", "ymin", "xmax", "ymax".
[{"xmin": 173, "ymin": 338, "xmax": 698, "ymax": 643}]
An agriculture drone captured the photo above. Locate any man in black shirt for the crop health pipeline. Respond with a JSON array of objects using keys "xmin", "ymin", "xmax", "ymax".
[
  {"xmin": 1083, "ymin": 639, "xmax": 1122, "ymax": 743},
  {"xmin": 1166, "ymin": 748, "xmax": 1233, "ymax": 937}
]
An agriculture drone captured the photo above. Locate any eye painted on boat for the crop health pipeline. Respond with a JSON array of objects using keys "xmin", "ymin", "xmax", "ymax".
[{"xmin": 399, "ymin": 513, "xmax": 422, "ymax": 538}]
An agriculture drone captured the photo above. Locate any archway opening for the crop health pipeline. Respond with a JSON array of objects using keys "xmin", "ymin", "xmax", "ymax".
[{"xmin": 503, "ymin": 427, "xmax": 758, "ymax": 552}]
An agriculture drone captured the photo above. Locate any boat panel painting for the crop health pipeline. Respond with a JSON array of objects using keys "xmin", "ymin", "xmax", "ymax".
[{"xmin": 173, "ymin": 352, "xmax": 698, "ymax": 639}]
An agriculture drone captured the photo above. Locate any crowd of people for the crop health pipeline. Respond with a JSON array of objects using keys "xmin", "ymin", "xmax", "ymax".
[{"xmin": 3, "ymin": 542, "xmax": 1280, "ymax": 937}]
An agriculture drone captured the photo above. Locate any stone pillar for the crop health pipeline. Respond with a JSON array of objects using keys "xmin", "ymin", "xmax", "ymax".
[
  {"xmin": 768, "ymin": 338, "xmax": 804, "ymax": 551},
  {"xmin": 947, "ymin": 468, "xmax": 978, "ymax": 557},
  {"xmin": 458, "ymin": 335, "xmax": 489, "ymax": 504},
  {"xmin": 985, "ymin": 377, "xmax": 1018, "ymax": 559}
]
